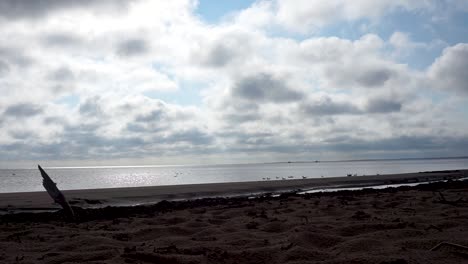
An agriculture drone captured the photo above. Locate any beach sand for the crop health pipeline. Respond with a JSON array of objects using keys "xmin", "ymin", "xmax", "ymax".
[
  {"xmin": 0, "ymin": 170, "xmax": 466, "ymax": 209},
  {"xmin": 1, "ymin": 170, "xmax": 468, "ymax": 263}
]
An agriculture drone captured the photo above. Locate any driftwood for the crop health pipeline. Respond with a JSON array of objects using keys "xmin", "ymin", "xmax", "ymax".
[
  {"xmin": 430, "ymin": 242, "xmax": 468, "ymax": 251},
  {"xmin": 38, "ymin": 165, "xmax": 75, "ymax": 219},
  {"xmin": 430, "ymin": 242, "xmax": 468, "ymax": 258},
  {"xmin": 436, "ymin": 191, "xmax": 465, "ymax": 206}
]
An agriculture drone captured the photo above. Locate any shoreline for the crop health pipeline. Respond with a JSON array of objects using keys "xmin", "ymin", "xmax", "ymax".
[{"xmin": 1, "ymin": 169, "xmax": 466, "ymax": 210}]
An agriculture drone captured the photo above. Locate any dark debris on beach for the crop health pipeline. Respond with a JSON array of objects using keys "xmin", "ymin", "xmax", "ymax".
[{"xmin": 2, "ymin": 179, "xmax": 467, "ymax": 224}]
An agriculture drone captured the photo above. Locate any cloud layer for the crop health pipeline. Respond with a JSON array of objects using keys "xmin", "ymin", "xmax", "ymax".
[{"xmin": 0, "ymin": 0, "xmax": 467, "ymax": 166}]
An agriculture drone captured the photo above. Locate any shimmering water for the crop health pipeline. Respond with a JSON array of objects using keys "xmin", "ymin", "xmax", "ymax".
[{"xmin": 1, "ymin": 158, "xmax": 467, "ymax": 193}]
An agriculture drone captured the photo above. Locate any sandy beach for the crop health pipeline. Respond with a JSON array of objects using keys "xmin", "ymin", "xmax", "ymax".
[
  {"xmin": 1, "ymin": 170, "xmax": 466, "ymax": 210},
  {"xmin": 1, "ymin": 170, "xmax": 468, "ymax": 263}
]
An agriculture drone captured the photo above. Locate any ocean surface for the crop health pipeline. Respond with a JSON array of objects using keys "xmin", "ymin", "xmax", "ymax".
[{"xmin": 1, "ymin": 158, "xmax": 467, "ymax": 193}]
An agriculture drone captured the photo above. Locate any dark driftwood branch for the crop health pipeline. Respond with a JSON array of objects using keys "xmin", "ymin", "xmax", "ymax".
[
  {"xmin": 436, "ymin": 191, "xmax": 465, "ymax": 206},
  {"xmin": 38, "ymin": 165, "xmax": 75, "ymax": 219},
  {"xmin": 430, "ymin": 242, "xmax": 468, "ymax": 251}
]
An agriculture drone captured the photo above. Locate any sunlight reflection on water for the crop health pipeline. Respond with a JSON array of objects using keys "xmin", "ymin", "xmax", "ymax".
[{"xmin": 1, "ymin": 158, "xmax": 467, "ymax": 193}]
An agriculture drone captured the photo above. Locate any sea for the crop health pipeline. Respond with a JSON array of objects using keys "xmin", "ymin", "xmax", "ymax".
[{"xmin": 1, "ymin": 158, "xmax": 467, "ymax": 193}]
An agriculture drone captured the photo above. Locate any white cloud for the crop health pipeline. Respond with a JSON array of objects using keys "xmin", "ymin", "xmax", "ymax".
[
  {"xmin": 390, "ymin": 32, "xmax": 426, "ymax": 50},
  {"xmin": 0, "ymin": 0, "xmax": 467, "ymax": 165},
  {"xmin": 389, "ymin": 31, "xmax": 446, "ymax": 58},
  {"xmin": 232, "ymin": 1, "xmax": 275, "ymax": 30},
  {"xmin": 235, "ymin": 0, "xmax": 435, "ymax": 34},
  {"xmin": 279, "ymin": 34, "xmax": 421, "ymax": 92},
  {"xmin": 428, "ymin": 43, "xmax": 468, "ymax": 95}
]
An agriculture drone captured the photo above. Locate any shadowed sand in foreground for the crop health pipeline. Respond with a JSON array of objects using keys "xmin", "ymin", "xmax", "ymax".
[{"xmin": 0, "ymin": 170, "xmax": 468, "ymax": 263}]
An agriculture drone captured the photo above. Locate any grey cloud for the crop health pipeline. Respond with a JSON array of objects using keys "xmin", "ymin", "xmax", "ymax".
[
  {"xmin": 2, "ymin": 118, "xmax": 468, "ymax": 160},
  {"xmin": 323, "ymin": 135, "xmax": 461, "ymax": 153},
  {"xmin": 126, "ymin": 102, "xmax": 196, "ymax": 133},
  {"xmin": 126, "ymin": 118, "xmax": 166, "ymax": 133},
  {"xmin": 224, "ymin": 112, "xmax": 261, "ymax": 124},
  {"xmin": 64, "ymin": 123, "xmax": 100, "ymax": 135},
  {"xmin": 48, "ymin": 66, "xmax": 75, "ymax": 81},
  {"xmin": 12, "ymin": 135, "xmax": 146, "ymax": 160},
  {"xmin": 126, "ymin": 123, "xmax": 149, "ymax": 133},
  {"xmin": 0, "ymin": 60, "xmax": 10, "ymax": 76},
  {"xmin": 4, "ymin": 103, "xmax": 43, "ymax": 117},
  {"xmin": 135, "ymin": 109, "xmax": 165, "ymax": 123},
  {"xmin": 215, "ymin": 130, "xmax": 278, "ymax": 150},
  {"xmin": 198, "ymin": 31, "xmax": 253, "ymax": 67},
  {"xmin": 0, "ymin": 0, "xmax": 130, "ymax": 20},
  {"xmin": 322, "ymin": 135, "xmax": 354, "ymax": 144},
  {"xmin": 128, "ymin": 104, "xmax": 169, "ymax": 133},
  {"xmin": 203, "ymin": 43, "xmax": 237, "ymax": 67},
  {"xmin": 42, "ymin": 33, "xmax": 84, "ymax": 47},
  {"xmin": 163, "ymin": 129, "xmax": 213, "ymax": 145},
  {"xmin": 116, "ymin": 38, "xmax": 149, "ymax": 57},
  {"xmin": 22, "ymin": 122, "xmax": 148, "ymax": 159},
  {"xmin": 2, "ymin": 120, "xmax": 212, "ymax": 160},
  {"xmin": 357, "ymin": 69, "xmax": 393, "ymax": 87},
  {"xmin": 300, "ymin": 96, "xmax": 402, "ymax": 117},
  {"xmin": 222, "ymin": 101, "xmax": 260, "ymax": 124},
  {"xmin": 222, "ymin": 134, "xmax": 468, "ymax": 158},
  {"xmin": 366, "ymin": 98, "xmax": 402, "ymax": 113},
  {"xmin": 44, "ymin": 116, "xmax": 68, "ymax": 125},
  {"xmin": 207, "ymin": 131, "xmax": 309, "ymax": 154},
  {"xmin": 299, "ymin": 97, "xmax": 360, "ymax": 116},
  {"xmin": 50, "ymin": 84, "xmax": 75, "ymax": 94},
  {"xmin": 9, "ymin": 130, "xmax": 34, "ymax": 140},
  {"xmin": 232, "ymin": 73, "xmax": 304, "ymax": 103},
  {"xmin": 0, "ymin": 46, "xmax": 34, "ymax": 67},
  {"xmin": 326, "ymin": 65, "xmax": 395, "ymax": 89},
  {"xmin": 58, "ymin": 124, "xmax": 110, "ymax": 155},
  {"xmin": 79, "ymin": 97, "xmax": 102, "ymax": 116},
  {"xmin": 127, "ymin": 126, "xmax": 213, "ymax": 147},
  {"xmin": 232, "ymin": 132, "xmax": 274, "ymax": 146}
]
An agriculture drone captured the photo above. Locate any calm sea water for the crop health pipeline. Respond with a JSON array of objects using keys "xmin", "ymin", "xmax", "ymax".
[{"xmin": 1, "ymin": 158, "xmax": 467, "ymax": 193}]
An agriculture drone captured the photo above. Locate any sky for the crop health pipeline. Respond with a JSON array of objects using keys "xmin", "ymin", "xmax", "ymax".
[{"xmin": 0, "ymin": 0, "xmax": 467, "ymax": 168}]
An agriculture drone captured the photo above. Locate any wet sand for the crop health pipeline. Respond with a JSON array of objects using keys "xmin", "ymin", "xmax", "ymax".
[
  {"xmin": 0, "ymin": 170, "xmax": 466, "ymax": 209},
  {"xmin": 0, "ymin": 170, "xmax": 468, "ymax": 263}
]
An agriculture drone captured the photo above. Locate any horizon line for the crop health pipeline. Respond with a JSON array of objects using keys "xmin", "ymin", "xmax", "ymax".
[{"xmin": 14, "ymin": 155, "xmax": 468, "ymax": 170}]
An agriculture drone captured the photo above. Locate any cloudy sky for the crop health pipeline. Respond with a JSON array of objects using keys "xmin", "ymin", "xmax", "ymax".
[{"xmin": 0, "ymin": 0, "xmax": 467, "ymax": 168}]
